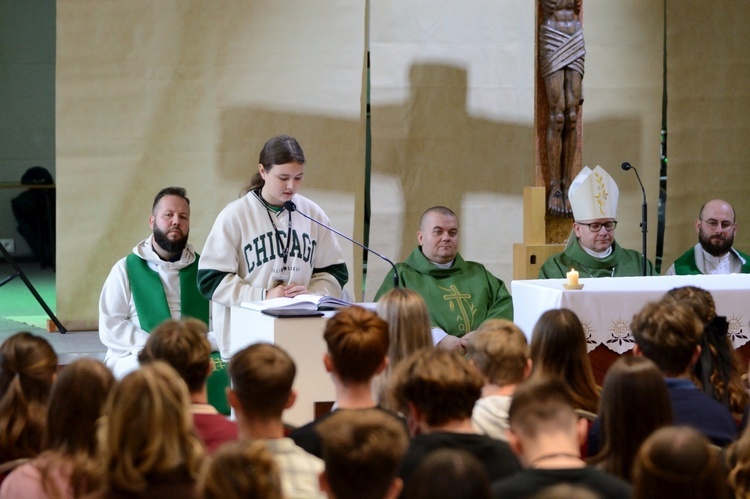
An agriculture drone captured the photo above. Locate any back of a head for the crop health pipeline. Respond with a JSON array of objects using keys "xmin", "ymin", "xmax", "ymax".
[
  {"xmin": 390, "ymin": 348, "xmax": 483, "ymax": 427},
  {"xmin": 376, "ymin": 287, "xmax": 432, "ymax": 373},
  {"xmin": 530, "ymin": 309, "xmax": 599, "ymax": 413},
  {"xmin": 45, "ymin": 358, "xmax": 115, "ymax": 455},
  {"xmin": 662, "ymin": 286, "xmax": 715, "ymax": 324},
  {"xmin": 317, "ymin": 408, "xmax": 409, "ymax": 499},
  {"xmin": 593, "ymin": 356, "xmax": 672, "ymax": 480},
  {"xmin": 99, "ymin": 361, "xmax": 204, "ymax": 494},
  {"xmin": 0, "ymin": 332, "xmax": 58, "ymax": 461},
  {"xmin": 466, "ymin": 319, "xmax": 529, "ymax": 387},
  {"xmin": 229, "ymin": 343, "xmax": 296, "ymax": 419},
  {"xmin": 404, "ymin": 448, "xmax": 492, "ymax": 499},
  {"xmin": 633, "ymin": 426, "xmax": 729, "ymax": 499},
  {"xmin": 138, "ymin": 318, "xmax": 211, "ymax": 393},
  {"xmin": 508, "ymin": 377, "xmax": 578, "ymax": 441},
  {"xmin": 324, "ymin": 306, "xmax": 390, "ymax": 383},
  {"xmin": 631, "ymin": 300, "xmax": 704, "ymax": 376},
  {"xmin": 528, "ymin": 483, "xmax": 603, "ymax": 499},
  {"xmin": 199, "ymin": 440, "xmax": 282, "ymax": 499}
]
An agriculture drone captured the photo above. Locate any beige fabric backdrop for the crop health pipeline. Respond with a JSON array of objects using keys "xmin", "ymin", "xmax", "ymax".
[
  {"xmin": 365, "ymin": 0, "xmax": 665, "ymax": 298},
  {"xmin": 664, "ymin": 1, "xmax": 750, "ymax": 268},
  {"xmin": 56, "ymin": 1, "xmax": 366, "ymax": 327},
  {"xmin": 56, "ymin": 1, "xmax": 750, "ymax": 325}
]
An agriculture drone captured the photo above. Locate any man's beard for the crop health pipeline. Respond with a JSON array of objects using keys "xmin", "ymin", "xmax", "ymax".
[
  {"xmin": 699, "ymin": 229, "xmax": 734, "ymax": 257},
  {"xmin": 153, "ymin": 226, "xmax": 188, "ymax": 256}
]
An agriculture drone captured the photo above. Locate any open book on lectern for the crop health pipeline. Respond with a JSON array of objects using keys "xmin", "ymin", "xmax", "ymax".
[{"xmin": 241, "ymin": 294, "xmax": 352, "ymax": 312}]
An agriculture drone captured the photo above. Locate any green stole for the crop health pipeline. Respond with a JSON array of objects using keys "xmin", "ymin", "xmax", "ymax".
[
  {"xmin": 126, "ymin": 253, "xmax": 230, "ymax": 415},
  {"xmin": 125, "ymin": 253, "xmax": 208, "ymax": 329},
  {"xmin": 674, "ymin": 247, "xmax": 750, "ymax": 275}
]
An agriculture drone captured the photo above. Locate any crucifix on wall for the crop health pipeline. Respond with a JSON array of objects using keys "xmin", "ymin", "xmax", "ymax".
[{"xmin": 537, "ymin": 0, "xmax": 586, "ymax": 219}]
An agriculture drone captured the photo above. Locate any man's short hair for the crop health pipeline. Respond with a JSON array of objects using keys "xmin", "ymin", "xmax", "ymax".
[
  {"xmin": 390, "ymin": 349, "xmax": 483, "ymax": 427},
  {"xmin": 323, "ymin": 306, "xmax": 389, "ymax": 383},
  {"xmin": 229, "ymin": 343, "xmax": 296, "ymax": 419},
  {"xmin": 419, "ymin": 206, "xmax": 457, "ymax": 230},
  {"xmin": 634, "ymin": 426, "xmax": 728, "ymax": 498},
  {"xmin": 507, "ymin": 377, "xmax": 577, "ymax": 439},
  {"xmin": 199, "ymin": 439, "xmax": 283, "ymax": 499},
  {"xmin": 316, "ymin": 408, "xmax": 408, "ymax": 499},
  {"xmin": 465, "ymin": 319, "xmax": 529, "ymax": 386},
  {"xmin": 631, "ymin": 300, "xmax": 704, "ymax": 376},
  {"xmin": 152, "ymin": 186, "xmax": 189, "ymax": 213},
  {"xmin": 138, "ymin": 318, "xmax": 211, "ymax": 393}
]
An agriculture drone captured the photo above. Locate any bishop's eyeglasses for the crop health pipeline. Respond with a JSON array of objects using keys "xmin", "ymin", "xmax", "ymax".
[{"xmin": 577, "ymin": 221, "xmax": 618, "ymax": 232}]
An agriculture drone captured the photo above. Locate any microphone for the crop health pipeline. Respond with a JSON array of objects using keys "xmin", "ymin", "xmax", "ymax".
[
  {"xmin": 620, "ymin": 162, "xmax": 648, "ymax": 276},
  {"xmin": 283, "ymin": 201, "xmax": 400, "ymax": 290}
]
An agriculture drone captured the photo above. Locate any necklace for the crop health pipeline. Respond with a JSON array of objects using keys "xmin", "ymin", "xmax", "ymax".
[
  {"xmin": 257, "ymin": 190, "xmax": 292, "ymax": 264},
  {"xmin": 528, "ymin": 452, "xmax": 582, "ymax": 467}
]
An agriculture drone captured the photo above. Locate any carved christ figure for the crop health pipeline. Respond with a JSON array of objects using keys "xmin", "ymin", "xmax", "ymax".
[{"xmin": 540, "ymin": 0, "xmax": 585, "ymax": 217}]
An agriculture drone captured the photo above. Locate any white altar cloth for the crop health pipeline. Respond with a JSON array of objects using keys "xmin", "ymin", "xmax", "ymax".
[{"xmin": 512, "ymin": 274, "xmax": 750, "ymax": 354}]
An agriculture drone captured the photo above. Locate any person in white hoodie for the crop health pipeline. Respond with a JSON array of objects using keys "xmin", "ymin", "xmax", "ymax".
[
  {"xmin": 99, "ymin": 186, "xmax": 215, "ymax": 378},
  {"xmin": 198, "ymin": 135, "xmax": 348, "ymax": 359}
]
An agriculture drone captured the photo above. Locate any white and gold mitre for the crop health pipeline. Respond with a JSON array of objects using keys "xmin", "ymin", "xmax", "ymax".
[{"xmin": 567, "ymin": 165, "xmax": 619, "ymax": 221}]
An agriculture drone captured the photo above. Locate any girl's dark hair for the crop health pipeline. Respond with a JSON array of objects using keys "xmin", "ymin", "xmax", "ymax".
[
  {"xmin": 530, "ymin": 308, "xmax": 600, "ymax": 413},
  {"xmin": 243, "ymin": 135, "xmax": 306, "ymax": 195},
  {"xmin": 588, "ymin": 356, "xmax": 672, "ymax": 481}
]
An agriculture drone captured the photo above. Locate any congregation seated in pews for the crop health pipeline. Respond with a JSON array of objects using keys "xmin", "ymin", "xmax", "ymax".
[{"xmin": 2, "ymin": 277, "xmax": 750, "ymax": 498}]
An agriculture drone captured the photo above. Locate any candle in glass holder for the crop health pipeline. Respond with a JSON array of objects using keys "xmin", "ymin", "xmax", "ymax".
[{"xmin": 566, "ymin": 268, "xmax": 579, "ymax": 287}]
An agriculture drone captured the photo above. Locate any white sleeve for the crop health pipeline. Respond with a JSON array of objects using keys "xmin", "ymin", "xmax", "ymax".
[
  {"xmin": 199, "ymin": 205, "xmax": 266, "ymax": 305},
  {"xmin": 431, "ymin": 327, "xmax": 448, "ymax": 346},
  {"xmin": 98, "ymin": 259, "xmax": 150, "ymax": 357}
]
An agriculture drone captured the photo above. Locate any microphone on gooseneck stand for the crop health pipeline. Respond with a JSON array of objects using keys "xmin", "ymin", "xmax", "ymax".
[
  {"xmin": 283, "ymin": 201, "xmax": 400, "ymax": 290},
  {"xmin": 621, "ymin": 162, "xmax": 648, "ymax": 276}
]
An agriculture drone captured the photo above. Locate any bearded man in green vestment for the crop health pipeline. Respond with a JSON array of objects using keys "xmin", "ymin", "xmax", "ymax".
[
  {"xmin": 665, "ymin": 199, "xmax": 750, "ymax": 275},
  {"xmin": 539, "ymin": 166, "xmax": 655, "ymax": 279},
  {"xmin": 99, "ymin": 187, "xmax": 215, "ymax": 377},
  {"xmin": 374, "ymin": 206, "xmax": 513, "ymax": 353}
]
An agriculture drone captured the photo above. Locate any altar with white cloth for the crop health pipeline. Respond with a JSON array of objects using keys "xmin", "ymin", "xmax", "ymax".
[{"xmin": 511, "ymin": 274, "xmax": 750, "ymax": 355}]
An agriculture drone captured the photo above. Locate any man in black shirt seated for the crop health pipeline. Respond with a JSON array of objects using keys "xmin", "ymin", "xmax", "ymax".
[{"xmin": 492, "ymin": 377, "xmax": 631, "ymax": 498}]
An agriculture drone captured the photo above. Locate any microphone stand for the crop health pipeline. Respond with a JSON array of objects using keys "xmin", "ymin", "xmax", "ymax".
[
  {"xmin": 621, "ymin": 162, "xmax": 648, "ymax": 276},
  {"xmin": 284, "ymin": 202, "xmax": 400, "ymax": 290}
]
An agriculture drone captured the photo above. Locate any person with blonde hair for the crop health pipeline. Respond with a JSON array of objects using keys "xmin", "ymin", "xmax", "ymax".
[
  {"xmin": 317, "ymin": 408, "xmax": 409, "ymax": 499},
  {"xmin": 0, "ymin": 332, "xmax": 58, "ymax": 476},
  {"xmin": 373, "ymin": 287, "xmax": 432, "ymax": 407},
  {"xmin": 529, "ymin": 308, "xmax": 599, "ymax": 414},
  {"xmin": 88, "ymin": 362, "xmax": 205, "ymax": 497},
  {"xmin": 0, "ymin": 358, "xmax": 114, "ymax": 498},
  {"xmin": 199, "ymin": 440, "xmax": 282, "ymax": 499},
  {"xmin": 465, "ymin": 319, "xmax": 531, "ymax": 441},
  {"xmin": 138, "ymin": 318, "xmax": 237, "ymax": 453},
  {"xmin": 633, "ymin": 426, "xmax": 730, "ymax": 499},
  {"xmin": 375, "ymin": 287, "xmax": 432, "ymax": 376}
]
